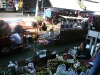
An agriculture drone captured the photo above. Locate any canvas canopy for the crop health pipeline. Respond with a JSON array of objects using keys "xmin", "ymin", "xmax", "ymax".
[
  {"xmin": 49, "ymin": 0, "xmax": 83, "ymax": 11},
  {"xmin": 46, "ymin": 8, "xmax": 60, "ymax": 12},
  {"xmin": 60, "ymin": 15, "xmax": 88, "ymax": 20},
  {"xmin": 93, "ymin": 12, "xmax": 100, "ymax": 15},
  {"xmin": 82, "ymin": 1, "xmax": 100, "ymax": 11}
]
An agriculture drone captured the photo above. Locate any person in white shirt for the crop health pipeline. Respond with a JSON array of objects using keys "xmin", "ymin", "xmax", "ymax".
[
  {"xmin": 48, "ymin": 29, "xmax": 56, "ymax": 40},
  {"xmin": 10, "ymin": 32, "xmax": 22, "ymax": 46}
]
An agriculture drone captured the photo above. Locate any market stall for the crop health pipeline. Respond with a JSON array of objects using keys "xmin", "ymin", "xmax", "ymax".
[{"xmin": 0, "ymin": 48, "xmax": 93, "ymax": 75}]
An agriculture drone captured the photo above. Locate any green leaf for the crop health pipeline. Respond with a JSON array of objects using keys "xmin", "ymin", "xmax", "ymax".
[
  {"xmin": 35, "ymin": 16, "xmax": 44, "ymax": 21},
  {"xmin": 78, "ymin": 1, "xmax": 86, "ymax": 9}
]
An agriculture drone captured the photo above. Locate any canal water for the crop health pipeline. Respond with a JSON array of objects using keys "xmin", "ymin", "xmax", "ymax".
[{"xmin": 0, "ymin": 41, "xmax": 82, "ymax": 65}]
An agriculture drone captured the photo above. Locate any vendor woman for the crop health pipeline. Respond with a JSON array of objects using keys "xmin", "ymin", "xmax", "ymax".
[{"xmin": 76, "ymin": 41, "xmax": 91, "ymax": 60}]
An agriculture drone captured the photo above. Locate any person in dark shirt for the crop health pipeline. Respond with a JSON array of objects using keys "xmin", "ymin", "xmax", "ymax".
[
  {"xmin": 76, "ymin": 41, "xmax": 91, "ymax": 60},
  {"xmin": 42, "ymin": 23, "xmax": 47, "ymax": 31}
]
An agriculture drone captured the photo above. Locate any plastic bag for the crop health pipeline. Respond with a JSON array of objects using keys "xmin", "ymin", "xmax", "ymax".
[
  {"xmin": 27, "ymin": 63, "xmax": 34, "ymax": 69},
  {"xmin": 53, "ymin": 64, "xmax": 67, "ymax": 75},
  {"xmin": 8, "ymin": 61, "xmax": 15, "ymax": 67},
  {"xmin": 26, "ymin": 63, "xmax": 36, "ymax": 74},
  {"xmin": 85, "ymin": 69, "xmax": 90, "ymax": 75},
  {"xmin": 56, "ymin": 64, "xmax": 66, "ymax": 73},
  {"xmin": 80, "ymin": 72, "xmax": 85, "ymax": 75},
  {"xmin": 69, "ymin": 69, "xmax": 78, "ymax": 75}
]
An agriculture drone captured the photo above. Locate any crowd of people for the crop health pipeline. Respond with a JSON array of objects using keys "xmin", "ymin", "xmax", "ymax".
[
  {"xmin": 49, "ymin": 9, "xmax": 88, "ymax": 25},
  {"xmin": 0, "ymin": 13, "xmax": 100, "ymax": 74}
]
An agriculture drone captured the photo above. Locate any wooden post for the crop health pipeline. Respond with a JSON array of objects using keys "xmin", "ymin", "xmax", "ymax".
[{"xmin": 35, "ymin": 0, "xmax": 39, "ymax": 17}]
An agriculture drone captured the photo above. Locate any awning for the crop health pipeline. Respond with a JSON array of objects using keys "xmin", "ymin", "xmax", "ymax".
[
  {"xmin": 93, "ymin": 12, "xmax": 100, "ymax": 15},
  {"xmin": 49, "ymin": 0, "xmax": 83, "ymax": 11},
  {"xmin": 82, "ymin": 1, "xmax": 100, "ymax": 11},
  {"xmin": 46, "ymin": 8, "xmax": 60, "ymax": 12},
  {"xmin": 60, "ymin": 15, "xmax": 88, "ymax": 20}
]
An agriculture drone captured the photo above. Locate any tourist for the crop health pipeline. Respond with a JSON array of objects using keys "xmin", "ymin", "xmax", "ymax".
[
  {"xmin": 91, "ymin": 44, "xmax": 100, "ymax": 60},
  {"xmin": 89, "ymin": 44, "xmax": 100, "ymax": 75}
]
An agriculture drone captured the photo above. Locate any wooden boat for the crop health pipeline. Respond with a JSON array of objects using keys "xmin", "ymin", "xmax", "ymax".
[
  {"xmin": 0, "ymin": 32, "xmax": 39, "ymax": 56},
  {"xmin": 57, "ymin": 28, "xmax": 88, "ymax": 43},
  {"xmin": 52, "ymin": 16, "xmax": 88, "ymax": 44}
]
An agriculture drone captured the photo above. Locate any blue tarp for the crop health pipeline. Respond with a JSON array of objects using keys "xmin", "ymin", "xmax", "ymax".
[{"xmin": 45, "ymin": 10, "xmax": 51, "ymax": 17}]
